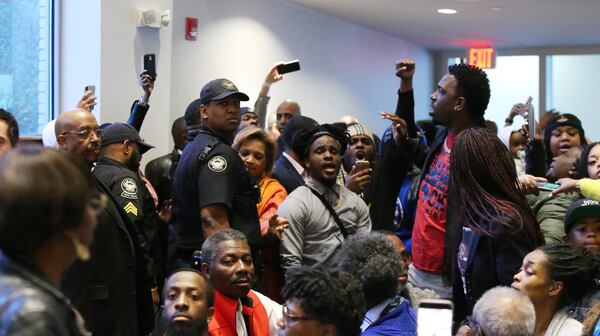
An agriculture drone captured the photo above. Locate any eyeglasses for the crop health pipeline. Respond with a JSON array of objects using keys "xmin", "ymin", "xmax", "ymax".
[
  {"xmin": 62, "ymin": 128, "xmax": 104, "ymax": 140},
  {"xmin": 281, "ymin": 305, "xmax": 314, "ymax": 327},
  {"xmin": 88, "ymin": 193, "xmax": 108, "ymax": 215}
]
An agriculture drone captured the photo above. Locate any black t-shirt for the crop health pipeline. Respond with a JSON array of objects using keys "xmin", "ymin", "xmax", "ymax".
[{"xmin": 171, "ymin": 130, "xmax": 261, "ymax": 251}]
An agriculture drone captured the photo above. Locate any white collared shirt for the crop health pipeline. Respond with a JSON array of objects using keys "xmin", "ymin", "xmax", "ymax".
[
  {"xmin": 361, "ymin": 298, "xmax": 394, "ymax": 331},
  {"xmin": 234, "ymin": 290, "xmax": 282, "ymax": 336},
  {"xmin": 282, "ymin": 152, "xmax": 306, "ymax": 179}
]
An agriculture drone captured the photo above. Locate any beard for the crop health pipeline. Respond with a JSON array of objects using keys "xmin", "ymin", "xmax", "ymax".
[
  {"xmin": 165, "ymin": 318, "xmax": 208, "ymax": 336},
  {"xmin": 126, "ymin": 150, "xmax": 141, "ymax": 172}
]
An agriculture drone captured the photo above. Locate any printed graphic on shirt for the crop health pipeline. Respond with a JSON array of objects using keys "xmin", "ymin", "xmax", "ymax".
[
  {"xmin": 418, "ymin": 151, "xmax": 450, "ymax": 222},
  {"xmin": 124, "ymin": 201, "xmax": 139, "ymax": 216},
  {"xmin": 120, "ymin": 178, "xmax": 139, "ymax": 199},
  {"xmin": 458, "ymin": 227, "xmax": 476, "ymax": 295},
  {"xmin": 208, "ymin": 156, "xmax": 227, "ymax": 173}
]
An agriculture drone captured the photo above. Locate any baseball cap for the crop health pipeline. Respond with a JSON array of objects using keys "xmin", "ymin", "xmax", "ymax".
[
  {"xmin": 564, "ymin": 198, "xmax": 600, "ymax": 232},
  {"xmin": 199, "ymin": 78, "xmax": 249, "ymax": 105},
  {"xmin": 240, "ymin": 107, "xmax": 256, "ymax": 116},
  {"xmin": 100, "ymin": 122, "xmax": 154, "ymax": 154}
]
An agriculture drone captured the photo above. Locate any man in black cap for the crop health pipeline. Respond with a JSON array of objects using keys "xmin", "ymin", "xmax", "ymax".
[
  {"xmin": 93, "ymin": 122, "xmax": 163, "ymax": 306},
  {"xmin": 170, "ymin": 78, "xmax": 262, "ymax": 270},
  {"xmin": 238, "ymin": 107, "xmax": 259, "ymax": 131},
  {"xmin": 95, "ymin": 122, "xmax": 155, "ymax": 223}
]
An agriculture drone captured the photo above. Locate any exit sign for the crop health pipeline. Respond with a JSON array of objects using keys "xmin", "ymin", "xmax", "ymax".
[{"xmin": 467, "ymin": 48, "xmax": 496, "ymax": 69}]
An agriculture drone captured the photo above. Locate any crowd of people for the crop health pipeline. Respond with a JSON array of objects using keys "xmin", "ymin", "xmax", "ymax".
[{"xmin": 0, "ymin": 58, "xmax": 599, "ymax": 336}]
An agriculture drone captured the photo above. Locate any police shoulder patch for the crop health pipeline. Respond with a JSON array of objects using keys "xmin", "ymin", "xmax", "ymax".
[
  {"xmin": 222, "ymin": 79, "xmax": 236, "ymax": 91},
  {"xmin": 120, "ymin": 177, "xmax": 139, "ymax": 199},
  {"xmin": 208, "ymin": 155, "xmax": 227, "ymax": 173}
]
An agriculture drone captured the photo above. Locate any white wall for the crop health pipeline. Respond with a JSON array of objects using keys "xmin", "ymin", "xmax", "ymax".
[
  {"xmin": 168, "ymin": 0, "xmax": 433, "ymax": 144},
  {"xmin": 61, "ymin": 0, "xmax": 173, "ymax": 166},
  {"xmin": 61, "ymin": 0, "xmax": 433, "ymax": 168},
  {"xmin": 550, "ymin": 54, "xmax": 600, "ymax": 142}
]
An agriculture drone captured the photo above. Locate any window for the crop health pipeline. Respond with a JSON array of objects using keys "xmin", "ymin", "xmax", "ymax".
[
  {"xmin": 448, "ymin": 55, "xmax": 539, "ymax": 129},
  {"xmin": 0, "ymin": 0, "xmax": 54, "ymax": 135},
  {"xmin": 548, "ymin": 54, "xmax": 600, "ymax": 142}
]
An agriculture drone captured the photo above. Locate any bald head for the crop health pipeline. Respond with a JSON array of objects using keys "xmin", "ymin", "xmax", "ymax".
[
  {"xmin": 55, "ymin": 109, "xmax": 101, "ymax": 165},
  {"xmin": 276, "ymin": 100, "xmax": 301, "ymax": 133}
]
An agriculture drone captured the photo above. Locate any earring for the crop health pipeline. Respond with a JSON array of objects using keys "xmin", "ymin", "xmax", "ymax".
[{"xmin": 71, "ymin": 237, "xmax": 91, "ymax": 261}]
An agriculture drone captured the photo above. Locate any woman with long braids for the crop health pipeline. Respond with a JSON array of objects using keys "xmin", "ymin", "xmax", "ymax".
[
  {"xmin": 512, "ymin": 244, "xmax": 600, "ymax": 335},
  {"xmin": 450, "ymin": 128, "xmax": 544, "ymax": 325}
]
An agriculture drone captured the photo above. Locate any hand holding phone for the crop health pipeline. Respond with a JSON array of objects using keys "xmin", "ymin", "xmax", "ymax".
[
  {"xmin": 276, "ymin": 60, "xmax": 300, "ymax": 75},
  {"xmin": 84, "ymin": 85, "xmax": 95, "ymax": 96},
  {"xmin": 143, "ymin": 54, "xmax": 157, "ymax": 81},
  {"xmin": 526, "ymin": 97, "xmax": 535, "ymax": 141},
  {"xmin": 538, "ymin": 182, "xmax": 560, "ymax": 191}
]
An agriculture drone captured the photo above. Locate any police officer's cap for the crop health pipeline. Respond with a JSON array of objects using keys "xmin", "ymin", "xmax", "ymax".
[
  {"xmin": 100, "ymin": 122, "xmax": 154, "ymax": 154},
  {"xmin": 199, "ymin": 78, "xmax": 249, "ymax": 105}
]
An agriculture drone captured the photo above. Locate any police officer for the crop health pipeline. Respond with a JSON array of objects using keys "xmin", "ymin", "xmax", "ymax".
[
  {"xmin": 170, "ymin": 78, "xmax": 261, "ymax": 268},
  {"xmin": 93, "ymin": 122, "xmax": 163, "ymax": 302}
]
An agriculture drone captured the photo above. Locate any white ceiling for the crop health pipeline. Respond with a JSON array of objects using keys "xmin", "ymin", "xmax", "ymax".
[{"xmin": 286, "ymin": 0, "xmax": 600, "ymax": 50}]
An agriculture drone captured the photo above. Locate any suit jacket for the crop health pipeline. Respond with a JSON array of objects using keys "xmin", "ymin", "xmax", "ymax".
[
  {"xmin": 271, "ymin": 155, "xmax": 304, "ymax": 194},
  {"xmin": 61, "ymin": 177, "xmax": 154, "ymax": 336}
]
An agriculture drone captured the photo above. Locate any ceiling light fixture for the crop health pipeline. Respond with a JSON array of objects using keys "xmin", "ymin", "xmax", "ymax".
[
  {"xmin": 490, "ymin": 6, "xmax": 503, "ymax": 11},
  {"xmin": 437, "ymin": 8, "xmax": 457, "ymax": 14}
]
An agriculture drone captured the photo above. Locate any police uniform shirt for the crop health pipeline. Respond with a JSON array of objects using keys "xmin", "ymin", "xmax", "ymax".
[
  {"xmin": 94, "ymin": 157, "xmax": 145, "ymax": 224},
  {"xmin": 171, "ymin": 130, "xmax": 261, "ymax": 251}
]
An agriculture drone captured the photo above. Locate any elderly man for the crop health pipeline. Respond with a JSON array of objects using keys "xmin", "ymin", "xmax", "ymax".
[
  {"xmin": 56, "ymin": 109, "xmax": 155, "ymax": 335},
  {"xmin": 337, "ymin": 232, "xmax": 417, "ymax": 335},
  {"xmin": 201, "ymin": 229, "xmax": 281, "ymax": 335},
  {"xmin": 460, "ymin": 286, "xmax": 536, "ymax": 336}
]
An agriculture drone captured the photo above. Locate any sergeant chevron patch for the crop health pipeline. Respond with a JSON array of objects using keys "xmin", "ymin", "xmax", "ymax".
[{"xmin": 124, "ymin": 202, "xmax": 138, "ymax": 216}]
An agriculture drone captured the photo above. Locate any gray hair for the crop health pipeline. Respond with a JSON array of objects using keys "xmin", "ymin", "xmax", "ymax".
[
  {"xmin": 336, "ymin": 231, "xmax": 403, "ymax": 308},
  {"xmin": 472, "ymin": 286, "xmax": 535, "ymax": 336},
  {"xmin": 201, "ymin": 229, "xmax": 248, "ymax": 266}
]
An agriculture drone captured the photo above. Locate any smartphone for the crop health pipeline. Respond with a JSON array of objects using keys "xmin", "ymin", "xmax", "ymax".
[
  {"xmin": 417, "ymin": 299, "xmax": 453, "ymax": 336},
  {"xmin": 354, "ymin": 160, "xmax": 370, "ymax": 172},
  {"xmin": 84, "ymin": 85, "xmax": 95, "ymax": 96},
  {"xmin": 538, "ymin": 182, "xmax": 560, "ymax": 191},
  {"xmin": 277, "ymin": 60, "xmax": 301, "ymax": 75},
  {"xmin": 526, "ymin": 96, "xmax": 535, "ymax": 141},
  {"xmin": 143, "ymin": 54, "xmax": 157, "ymax": 80}
]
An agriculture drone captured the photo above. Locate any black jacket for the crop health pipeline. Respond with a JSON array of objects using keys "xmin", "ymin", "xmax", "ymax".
[
  {"xmin": 61, "ymin": 177, "xmax": 155, "ymax": 336},
  {"xmin": 363, "ymin": 89, "xmax": 418, "ymax": 231},
  {"xmin": 145, "ymin": 148, "xmax": 181, "ymax": 206},
  {"xmin": 0, "ymin": 251, "xmax": 87, "ymax": 336},
  {"xmin": 272, "ymin": 154, "xmax": 305, "ymax": 194},
  {"xmin": 452, "ymin": 219, "xmax": 537, "ymax": 324}
]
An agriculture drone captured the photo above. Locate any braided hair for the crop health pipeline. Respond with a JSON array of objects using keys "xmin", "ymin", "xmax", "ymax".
[
  {"xmin": 281, "ymin": 267, "xmax": 365, "ymax": 336},
  {"xmin": 539, "ymin": 244, "xmax": 600, "ymax": 309},
  {"xmin": 450, "ymin": 128, "xmax": 543, "ymax": 245}
]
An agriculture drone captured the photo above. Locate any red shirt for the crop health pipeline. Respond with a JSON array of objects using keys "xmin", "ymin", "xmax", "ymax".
[{"xmin": 412, "ymin": 133, "xmax": 455, "ymax": 273}]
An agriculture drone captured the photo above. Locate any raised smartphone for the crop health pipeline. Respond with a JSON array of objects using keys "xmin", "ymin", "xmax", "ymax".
[
  {"xmin": 143, "ymin": 54, "xmax": 157, "ymax": 80},
  {"xmin": 277, "ymin": 60, "xmax": 301, "ymax": 75},
  {"xmin": 84, "ymin": 85, "xmax": 95, "ymax": 96}
]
